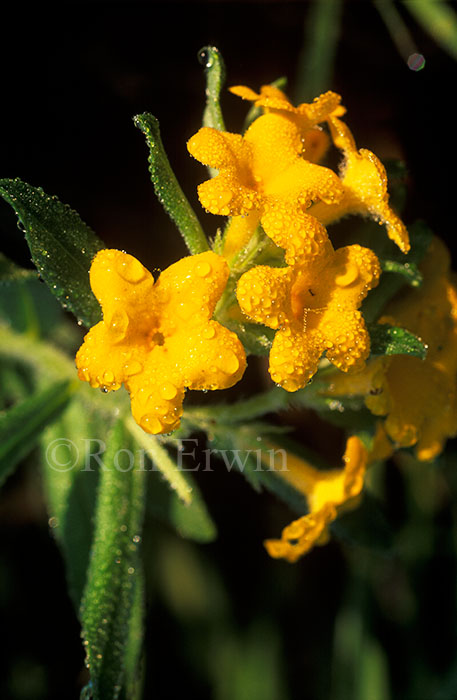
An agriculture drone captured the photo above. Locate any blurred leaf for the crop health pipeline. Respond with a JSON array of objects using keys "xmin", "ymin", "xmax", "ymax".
[
  {"xmin": 295, "ymin": 0, "xmax": 343, "ymax": 101},
  {"xmin": 0, "ymin": 252, "xmax": 36, "ymax": 283},
  {"xmin": 146, "ymin": 466, "xmax": 217, "ymax": 543},
  {"xmin": 122, "ymin": 572, "xmax": 145, "ymax": 700},
  {"xmin": 0, "ymin": 178, "xmax": 104, "ymax": 327},
  {"xmin": 363, "ymin": 221, "xmax": 433, "ymax": 322},
  {"xmin": 126, "ymin": 417, "xmax": 194, "ymax": 504},
  {"xmin": 0, "ymin": 276, "xmax": 63, "ymax": 338},
  {"xmin": 0, "ymin": 362, "xmax": 34, "ymax": 410},
  {"xmin": 369, "ymin": 323, "xmax": 427, "ymax": 359},
  {"xmin": 0, "ymin": 379, "xmax": 74, "ymax": 488},
  {"xmin": 133, "ymin": 113, "xmax": 209, "ymax": 255},
  {"xmin": 199, "ymin": 45, "xmax": 226, "ymax": 131},
  {"xmin": 381, "ymin": 259, "xmax": 422, "ymax": 287},
  {"xmin": 80, "ymin": 419, "xmax": 146, "ymax": 700},
  {"xmin": 404, "ymin": 0, "xmax": 457, "ymax": 61},
  {"xmin": 129, "ymin": 417, "xmax": 217, "ymax": 541},
  {"xmin": 41, "ymin": 397, "xmax": 111, "ymax": 608}
]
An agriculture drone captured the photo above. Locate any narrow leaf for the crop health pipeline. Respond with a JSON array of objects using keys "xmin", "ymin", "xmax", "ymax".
[
  {"xmin": 133, "ymin": 113, "xmax": 209, "ymax": 254},
  {"xmin": 198, "ymin": 45, "xmax": 226, "ymax": 131},
  {"xmin": 0, "ymin": 379, "xmax": 74, "ymax": 487},
  {"xmin": 126, "ymin": 416, "xmax": 193, "ymax": 505},
  {"xmin": 404, "ymin": 0, "xmax": 457, "ymax": 61},
  {"xmin": 369, "ymin": 323, "xmax": 427, "ymax": 359},
  {"xmin": 0, "ymin": 252, "xmax": 36, "ymax": 284},
  {"xmin": 147, "ymin": 467, "xmax": 217, "ymax": 543},
  {"xmin": 0, "ymin": 178, "xmax": 104, "ymax": 327},
  {"xmin": 295, "ymin": 0, "xmax": 343, "ymax": 101},
  {"xmin": 0, "ymin": 276, "xmax": 63, "ymax": 338},
  {"xmin": 41, "ymin": 397, "xmax": 109, "ymax": 608},
  {"xmin": 80, "ymin": 419, "xmax": 146, "ymax": 700},
  {"xmin": 381, "ymin": 259, "xmax": 422, "ymax": 287}
]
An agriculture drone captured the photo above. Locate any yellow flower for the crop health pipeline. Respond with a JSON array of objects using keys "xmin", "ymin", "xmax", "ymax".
[
  {"xmin": 311, "ymin": 115, "xmax": 410, "ymax": 253},
  {"xmin": 76, "ymin": 249, "xmax": 246, "ymax": 434},
  {"xmin": 325, "ymin": 238, "xmax": 457, "ymax": 460},
  {"xmin": 264, "ymin": 436, "xmax": 368, "ymax": 563},
  {"xmin": 187, "ymin": 112, "xmax": 344, "ymax": 264},
  {"xmin": 237, "ymin": 243, "xmax": 380, "ymax": 391},
  {"xmin": 229, "ymin": 84, "xmax": 345, "ymax": 163}
]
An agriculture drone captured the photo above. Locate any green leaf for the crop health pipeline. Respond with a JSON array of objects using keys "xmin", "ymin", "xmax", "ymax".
[
  {"xmin": 41, "ymin": 397, "xmax": 110, "ymax": 608},
  {"xmin": 80, "ymin": 419, "xmax": 146, "ymax": 700},
  {"xmin": 380, "ymin": 258, "xmax": 422, "ymax": 287},
  {"xmin": 363, "ymin": 221, "xmax": 433, "ymax": 323},
  {"xmin": 199, "ymin": 45, "xmax": 226, "ymax": 131},
  {"xmin": 147, "ymin": 467, "xmax": 217, "ymax": 543},
  {"xmin": 0, "ymin": 276, "xmax": 63, "ymax": 339},
  {"xmin": 403, "ymin": 0, "xmax": 457, "ymax": 61},
  {"xmin": 295, "ymin": 0, "xmax": 343, "ymax": 101},
  {"xmin": 0, "ymin": 178, "xmax": 104, "ymax": 327},
  {"xmin": 133, "ymin": 113, "xmax": 209, "ymax": 255},
  {"xmin": 369, "ymin": 323, "xmax": 427, "ymax": 359},
  {"xmin": 0, "ymin": 379, "xmax": 74, "ymax": 488},
  {"xmin": 0, "ymin": 252, "xmax": 36, "ymax": 284},
  {"xmin": 127, "ymin": 417, "xmax": 217, "ymax": 541}
]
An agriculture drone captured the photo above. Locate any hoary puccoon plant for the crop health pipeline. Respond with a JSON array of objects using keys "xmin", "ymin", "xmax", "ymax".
[{"xmin": 1, "ymin": 47, "xmax": 456, "ymax": 698}]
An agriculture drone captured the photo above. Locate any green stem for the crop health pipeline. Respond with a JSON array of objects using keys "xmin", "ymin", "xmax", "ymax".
[{"xmin": 295, "ymin": 0, "xmax": 343, "ymax": 101}]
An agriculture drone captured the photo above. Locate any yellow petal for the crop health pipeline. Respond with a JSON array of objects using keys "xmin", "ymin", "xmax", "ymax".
[
  {"xmin": 311, "ymin": 117, "xmax": 410, "ymax": 253},
  {"xmin": 237, "ymin": 265, "xmax": 292, "ymax": 329},
  {"xmin": 264, "ymin": 436, "xmax": 368, "ymax": 562},
  {"xmin": 269, "ymin": 326, "xmax": 324, "ymax": 391}
]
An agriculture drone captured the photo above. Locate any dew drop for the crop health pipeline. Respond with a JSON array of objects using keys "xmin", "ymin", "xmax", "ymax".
[
  {"xmin": 160, "ymin": 382, "xmax": 178, "ymax": 400},
  {"xmin": 198, "ymin": 47, "xmax": 213, "ymax": 68},
  {"xmin": 117, "ymin": 256, "xmax": 147, "ymax": 283},
  {"xmin": 195, "ymin": 260, "xmax": 212, "ymax": 277},
  {"xmin": 202, "ymin": 325, "xmax": 216, "ymax": 340},
  {"xmin": 124, "ymin": 360, "xmax": 143, "ymax": 376}
]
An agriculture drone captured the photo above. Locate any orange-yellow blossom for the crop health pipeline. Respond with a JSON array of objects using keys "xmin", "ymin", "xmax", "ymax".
[
  {"xmin": 311, "ymin": 115, "xmax": 410, "ymax": 253},
  {"xmin": 264, "ymin": 436, "xmax": 368, "ymax": 563},
  {"xmin": 325, "ymin": 238, "xmax": 457, "ymax": 460},
  {"xmin": 237, "ymin": 243, "xmax": 381, "ymax": 391},
  {"xmin": 229, "ymin": 84, "xmax": 345, "ymax": 163},
  {"xmin": 76, "ymin": 249, "xmax": 246, "ymax": 435},
  {"xmin": 187, "ymin": 111, "xmax": 344, "ymax": 264}
]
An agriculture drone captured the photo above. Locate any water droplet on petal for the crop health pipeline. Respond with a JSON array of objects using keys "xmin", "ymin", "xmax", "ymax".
[
  {"xmin": 202, "ymin": 325, "xmax": 216, "ymax": 340},
  {"xmin": 160, "ymin": 382, "xmax": 178, "ymax": 400},
  {"xmin": 195, "ymin": 260, "xmax": 212, "ymax": 277},
  {"xmin": 124, "ymin": 360, "xmax": 143, "ymax": 376},
  {"xmin": 140, "ymin": 413, "xmax": 163, "ymax": 434},
  {"xmin": 117, "ymin": 256, "xmax": 147, "ymax": 283}
]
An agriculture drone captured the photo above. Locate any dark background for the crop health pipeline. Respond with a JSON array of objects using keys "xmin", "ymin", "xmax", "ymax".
[{"xmin": 1, "ymin": 2, "xmax": 457, "ymax": 699}]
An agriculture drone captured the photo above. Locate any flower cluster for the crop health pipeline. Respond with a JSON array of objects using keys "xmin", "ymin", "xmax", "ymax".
[
  {"xmin": 75, "ymin": 79, "xmax": 456, "ymax": 562},
  {"xmin": 324, "ymin": 237, "xmax": 457, "ymax": 461}
]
